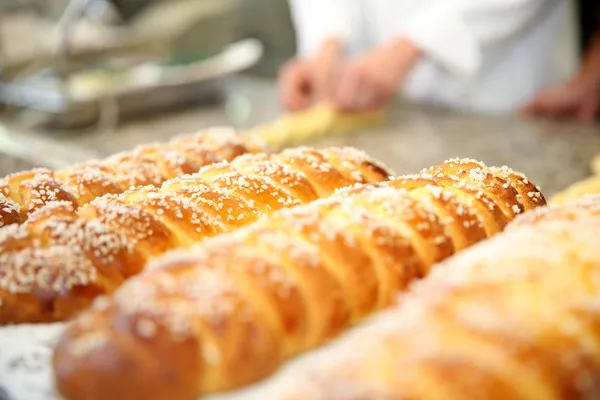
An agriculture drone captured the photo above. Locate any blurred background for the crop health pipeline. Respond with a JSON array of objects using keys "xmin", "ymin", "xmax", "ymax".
[{"xmin": 0, "ymin": 0, "xmax": 598, "ymax": 196}]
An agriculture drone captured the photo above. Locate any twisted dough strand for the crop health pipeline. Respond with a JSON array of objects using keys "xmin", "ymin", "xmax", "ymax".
[
  {"xmin": 0, "ymin": 147, "xmax": 391, "ymax": 324},
  {"xmin": 52, "ymin": 159, "xmax": 544, "ymax": 400},
  {"xmin": 0, "ymin": 128, "xmax": 265, "ymax": 227},
  {"xmin": 232, "ymin": 196, "xmax": 600, "ymax": 400}
]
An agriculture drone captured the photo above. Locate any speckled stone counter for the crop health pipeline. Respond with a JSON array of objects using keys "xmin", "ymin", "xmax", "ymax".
[
  {"xmin": 312, "ymin": 107, "xmax": 600, "ymax": 197},
  {"xmin": 4, "ymin": 77, "xmax": 600, "ymax": 197}
]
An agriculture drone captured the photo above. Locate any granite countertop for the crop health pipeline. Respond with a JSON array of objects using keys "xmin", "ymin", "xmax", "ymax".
[
  {"xmin": 313, "ymin": 107, "xmax": 600, "ymax": 197},
  {"xmin": 3, "ymin": 77, "xmax": 600, "ymax": 197}
]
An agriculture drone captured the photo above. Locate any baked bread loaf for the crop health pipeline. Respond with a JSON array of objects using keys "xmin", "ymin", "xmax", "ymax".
[
  {"xmin": 0, "ymin": 128, "xmax": 265, "ymax": 228},
  {"xmin": 52, "ymin": 158, "xmax": 544, "ymax": 400},
  {"xmin": 0, "ymin": 147, "xmax": 391, "ymax": 325},
  {"xmin": 229, "ymin": 195, "xmax": 600, "ymax": 400}
]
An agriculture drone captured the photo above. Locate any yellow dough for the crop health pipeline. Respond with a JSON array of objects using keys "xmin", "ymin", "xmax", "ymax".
[
  {"xmin": 591, "ymin": 153, "xmax": 600, "ymax": 175},
  {"xmin": 253, "ymin": 103, "xmax": 385, "ymax": 150},
  {"xmin": 549, "ymin": 155, "xmax": 600, "ymax": 204},
  {"xmin": 549, "ymin": 175, "xmax": 600, "ymax": 204}
]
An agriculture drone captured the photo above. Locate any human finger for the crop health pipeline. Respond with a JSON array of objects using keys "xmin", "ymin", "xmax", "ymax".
[{"xmin": 279, "ymin": 60, "xmax": 313, "ymax": 111}]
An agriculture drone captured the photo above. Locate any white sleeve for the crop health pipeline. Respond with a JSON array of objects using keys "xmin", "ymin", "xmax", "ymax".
[
  {"xmin": 287, "ymin": 0, "xmax": 361, "ymax": 57},
  {"xmin": 398, "ymin": 0, "xmax": 559, "ymax": 78}
]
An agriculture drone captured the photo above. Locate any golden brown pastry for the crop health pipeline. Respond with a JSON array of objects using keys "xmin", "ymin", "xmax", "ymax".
[
  {"xmin": 0, "ymin": 128, "xmax": 265, "ymax": 227},
  {"xmin": 0, "ymin": 146, "xmax": 392, "ymax": 325},
  {"xmin": 225, "ymin": 195, "xmax": 600, "ymax": 400},
  {"xmin": 0, "ymin": 193, "xmax": 20, "ymax": 227},
  {"xmin": 51, "ymin": 158, "xmax": 544, "ymax": 400},
  {"xmin": 511, "ymin": 193, "xmax": 600, "ymax": 227}
]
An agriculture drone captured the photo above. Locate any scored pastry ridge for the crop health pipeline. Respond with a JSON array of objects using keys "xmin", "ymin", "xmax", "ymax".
[
  {"xmin": 246, "ymin": 196, "xmax": 600, "ymax": 400},
  {"xmin": 0, "ymin": 146, "xmax": 393, "ymax": 324},
  {"xmin": 51, "ymin": 158, "xmax": 545, "ymax": 400},
  {"xmin": 0, "ymin": 128, "xmax": 266, "ymax": 228}
]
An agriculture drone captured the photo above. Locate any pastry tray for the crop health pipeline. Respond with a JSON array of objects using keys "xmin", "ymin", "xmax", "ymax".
[
  {"xmin": 0, "ymin": 323, "xmax": 277, "ymax": 400},
  {"xmin": 0, "ymin": 310, "xmax": 389, "ymax": 400}
]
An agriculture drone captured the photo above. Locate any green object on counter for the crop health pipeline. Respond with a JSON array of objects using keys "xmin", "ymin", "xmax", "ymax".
[{"xmin": 161, "ymin": 49, "xmax": 223, "ymax": 67}]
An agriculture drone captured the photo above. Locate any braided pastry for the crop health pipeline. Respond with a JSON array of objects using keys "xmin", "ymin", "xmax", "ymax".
[
  {"xmin": 51, "ymin": 159, "xmax": 545, "ymax": 400},
  {"xmin": 232, "ymin": 195, "xmax": 600, "ymax": 400},
  {"xmin": 0, "ymin": 128, "xmax": 265, "ymax": 228},
  {"xmin": 0, "ymin": 193, "xmax": 19, "ymax": 226},
  {"xmin": 0, "ymin": 147, "xmax": 391, "ymax": 325}
]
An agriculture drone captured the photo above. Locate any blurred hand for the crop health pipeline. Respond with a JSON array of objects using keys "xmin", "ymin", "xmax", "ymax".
[
  {"xmin": 279, "ymin": 58, "xmax": 314, "ymax": 111},
  {"xmin": 333, "ymin": 57, "xmax": 398, "ymax": 112},
  {"xmin": 334, "ymin": 38, "xmax": 421, "ymax": 112},
  {"xmin": 278, "ymin": 38, "xmax": 343, "ymax": 112},
  {"xmin": 521, "ymin": 79, "xmax": 600, "ymax": 122}
]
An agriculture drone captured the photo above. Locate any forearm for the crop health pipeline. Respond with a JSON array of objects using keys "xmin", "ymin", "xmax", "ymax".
[
  {"xmin": 313, "ymin": 37, "xmax": 344, "ymax": 66},
  {"xmin": 309, "ymin": 37, "xmax": 344, "ymax": 101},
  {"xmin": 367, "ymin": 37, "xmax": 423, "ymax": 85}
]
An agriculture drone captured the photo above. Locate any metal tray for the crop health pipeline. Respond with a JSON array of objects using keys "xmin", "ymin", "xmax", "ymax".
[
  {"xmin": 0, "ymin": 125, "xmax": 99, "ymax": 174},
  {"xmin": 0, "ymin": 39, "xmax": 264, "ymax": 129}
]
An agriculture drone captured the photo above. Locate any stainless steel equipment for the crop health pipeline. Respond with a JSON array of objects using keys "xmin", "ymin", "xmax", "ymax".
[
  {"xmin": 0, "ymin": 0, "xmax": 263, "ymax": 130},
  {"xmin": 0, "ymin": 124, "xmax": 100, "ymax": 175}
]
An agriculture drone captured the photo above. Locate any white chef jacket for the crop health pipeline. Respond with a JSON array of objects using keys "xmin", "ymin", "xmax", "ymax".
[{"xmin": 288, "ymin": 0, "xmax": 578, "ymax": 115}]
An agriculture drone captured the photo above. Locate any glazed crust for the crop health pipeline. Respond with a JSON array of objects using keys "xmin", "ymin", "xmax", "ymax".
[
  {"xmin": 0, "ymin": 146, "xmax": 392, "ymax": 324},
  {"xmin": 52, "ymin": 159, "xmax": 544, "ymax": 400},
  {"xmin": 0, "ymin": 128, "xmax": 266, "ymax": 227},
  {"xmin": 234, "ymin": 196, "xmax": 600, "ymax": 400}
]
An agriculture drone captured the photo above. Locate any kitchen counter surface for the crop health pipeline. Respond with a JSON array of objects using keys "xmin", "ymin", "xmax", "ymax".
[{"xmin": 2, "ymin": 77, "xmax": 600, "ymax": 196}]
